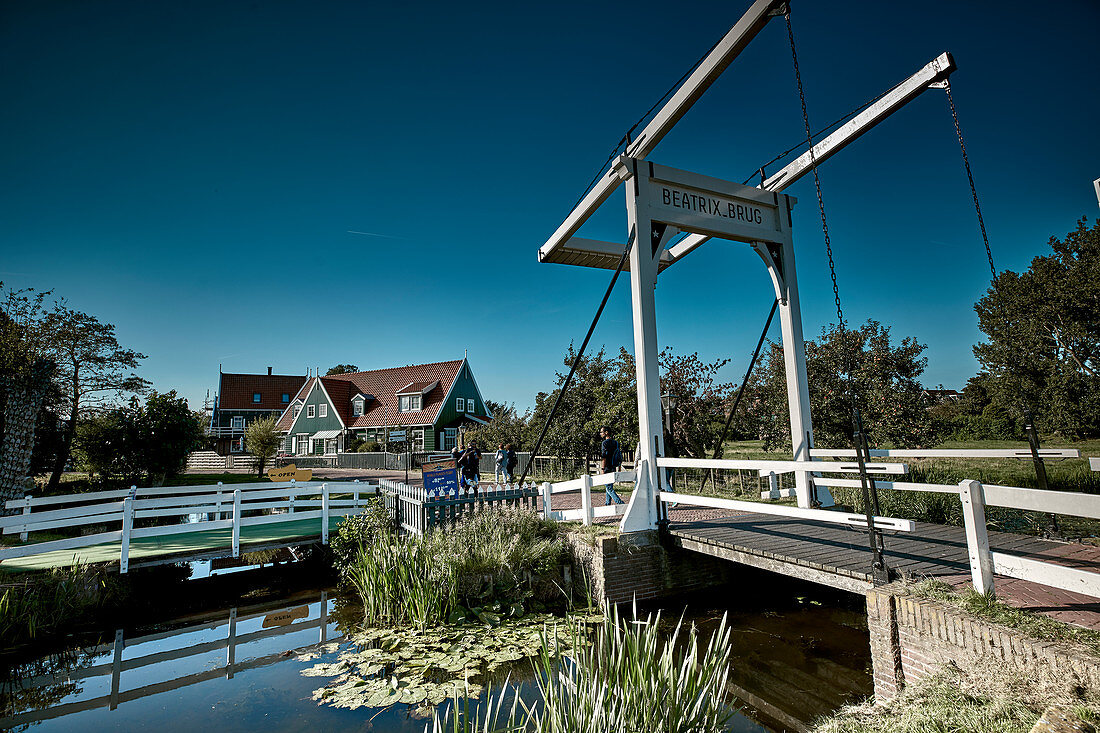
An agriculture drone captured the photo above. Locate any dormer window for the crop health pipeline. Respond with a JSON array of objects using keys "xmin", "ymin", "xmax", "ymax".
[
  {"xmin": 400, "ymin": 395, "xmax": 422, "ymax": 412},
  {"xmin": 253, "ymin": 393, "xmax": 262, "ymax": 403},
  {"xmin": 293, "ymin": 405, "xmax": 301, "ymax": 419},
  {"xmin": 352, "ymin": 398, "xmax": 364, "ymax": 416}
]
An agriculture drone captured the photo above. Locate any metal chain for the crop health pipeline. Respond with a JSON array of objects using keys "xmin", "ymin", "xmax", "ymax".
[
  {"xmin": 785, "ymin": 11, "xmax": 844, "ymax": 329},
  {"xmin": 945, "ymin": 79, "xmax": 996, "ymax": 281}
]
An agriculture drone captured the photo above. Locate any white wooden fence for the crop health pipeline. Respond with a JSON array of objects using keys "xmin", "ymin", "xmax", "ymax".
[{"xmin": 0, "ymin": 480, "xmax": 377, "ymax": 572}]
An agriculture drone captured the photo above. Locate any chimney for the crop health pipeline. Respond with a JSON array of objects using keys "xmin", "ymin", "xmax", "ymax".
[{"xmin": 267, "ymin": 366, "xmax": 273, "ymax": 375}]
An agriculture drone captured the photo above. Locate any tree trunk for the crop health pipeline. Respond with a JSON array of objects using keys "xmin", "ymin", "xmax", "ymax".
[
  {"xmin": 257, "ymin": 456, "xmax": 265, "ymax": 479},
  {"xmin": 46, "ymin": 398, "xmax": 78, "ymax": 492},
  {"xmin": 0, "ymin": 363, "xmax": 53, "ymax": 507}
]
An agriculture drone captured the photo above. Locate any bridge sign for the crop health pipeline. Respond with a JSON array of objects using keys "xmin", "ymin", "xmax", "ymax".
[
  {"xmin": 638, "ymin": 160, "xmax": 795, "ymax": 247},
  {"xmin": 388, "ymin": 430, "xmax": 407, "ymax": 441}
]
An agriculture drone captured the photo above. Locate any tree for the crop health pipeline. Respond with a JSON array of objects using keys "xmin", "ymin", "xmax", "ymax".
[
  {"xmin": 139, "ymin": 391, "xmax": 203, "ymax": 485},
  {"xmin": 74, "ymin": 391, "xmax": 202, "ymax": 486},
  {"xmin": 42, "ymin": 303, "xmax": 149, "ymax": 491},
  {"xmin": 973, "ymin": 218, "xmax": 1100, "ymax": 437},
  {"xmin": 657, "ymin": 349, "xmax": 736, "ymax": 459},
  {"xmin": 326, "ymin": 364, "xmax": 359, "ymax": 375},
  {"xmin": 464, "ymin": 400, "xmax": 530, "ymax": 450},
  {"xmin": 0, "ymin": 285, "xmax": 56, "ymax": 502},
  {"xmin": 244, "ymin": 415, "xmax": 282, "ymax": 478},
  {"xmin": 747, "ymin": 319, "xmax": 937, "ymax": 450},
  {"xmin": 527, "ymin": 347, "xmax": 638, "ymax": 458}
]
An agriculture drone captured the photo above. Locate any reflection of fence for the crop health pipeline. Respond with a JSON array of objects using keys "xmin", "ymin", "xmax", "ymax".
[
  {"xmin": 0, "ymin": 594, "xmax": 335, "ymax": 728},
  {"xmin": 379, "ymin": 479, "xmax": 540, "ymax": 536},
  {"xmin": 0, "ymin": 481, "xmax": 376, "ymax": 572}
]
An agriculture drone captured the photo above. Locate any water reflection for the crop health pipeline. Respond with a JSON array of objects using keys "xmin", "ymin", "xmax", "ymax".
[
  {"xmin": 0, "ymin": 574, "xmax": 870, "ymax": 733},
  {"xmin": 0, "ymin": 592, "xmax": 344, "ymax": 731}
]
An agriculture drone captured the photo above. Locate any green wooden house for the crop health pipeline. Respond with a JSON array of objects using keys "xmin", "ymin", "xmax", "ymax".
[{"xmin": 275, "ymin": 358, "xmax": 490, "ymax": 455}]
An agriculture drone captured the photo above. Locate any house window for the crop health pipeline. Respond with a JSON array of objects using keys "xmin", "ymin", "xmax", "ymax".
[
  {"xmin": 456, "ymin": 398, "xmax": 465, "ymax": 412},
  {"xmin": 282, "ymin": 436, "xmax": 293, "ymax": 452},
  {"xmin": 352, "ymin": 399, "xmax": 363, "ymax": 416},
  {"xmin": 400, "ymin": 395, "xmax": 422, "ymax": 412},
  {"xmin": 467, "ymin": 398, "xmax": 475, "ymax": 414},
  {"xmin": 412, "ymin": 428, "xmax": 425, "ymax": 451},
  {"xmin": 307, "ymin": 405, "xmax": 316, "ymax": 418},
  {"xmin": 281, "ymin": 393, "xmax": 290, "ymax": 403},
  {"xmin": 319, "ymin": 404, "xmax": 328, "ymax": 418},
  {"xmin": 296, "ymin": 434, "xmax": 309, "ymax": 455},
  {"xmin": 253, "ymin": 393, "xmax": 262, "ymax": 403},
  {"xmin": 293, "ymin": 405, "xmax": 301, "ymax": 419},
  {"xmin": 231, "ymin": 416, "xmax": 245, "ymax": 430},
  {"xmin": 443, "ymin": 428, "xmax": 457, "ymax": 450}
]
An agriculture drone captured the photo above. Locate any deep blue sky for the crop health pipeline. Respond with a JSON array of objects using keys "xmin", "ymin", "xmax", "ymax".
[{"xmin": 2, "ymin": 0, "xmax": 1097, "ymax": 414}]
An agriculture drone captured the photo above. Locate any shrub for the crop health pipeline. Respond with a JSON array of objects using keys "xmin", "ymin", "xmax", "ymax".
[
  {"xmin": 358, "ymin": 441, "xmax": 381, "ymax": 453},
  {"xmin": 331, "ymin": 498, "xmax": 395, "ymax": 573}
]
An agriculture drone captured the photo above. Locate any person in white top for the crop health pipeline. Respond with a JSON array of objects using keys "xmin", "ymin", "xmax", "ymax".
[{"xmin": 494, "ymin": 443, "xmax": 507, "ymax": 484}]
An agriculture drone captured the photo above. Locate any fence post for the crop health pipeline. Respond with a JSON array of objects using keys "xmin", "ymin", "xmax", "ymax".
[
  {"xmin": 353, "ymin": 479, "xmax": 360, "ymax": 509},
  {"xmin": 959, "ymin": 479, "xmax": 994, "ymax": 595},
  {"xmin": 19, "ymin": 495, "xmax": 32, "ymax": 542},
  {"xmin": 321, "ymin": 483, "xmax": 330, "ymax": 545},
  {"xmin": 541, "ymin": 482, "xmax": 552, "ymax": 519},
  {"xmin": 120, "ymin": 487, "xmax": 136, "ymax": 574},
  {"xmin": 232, "ymin": 489, "xmax": 242, "ymax": 557},
  {"xmin": 581, "ymin": 473, "xmax": 594, "ymax": 526},
  {"xmin": 767, "ymin": 471, "xmax": 778, "ymax": 496},
  {"xmin": 216, "ymin": 482, "xmax": 224, "ymax": 521}
]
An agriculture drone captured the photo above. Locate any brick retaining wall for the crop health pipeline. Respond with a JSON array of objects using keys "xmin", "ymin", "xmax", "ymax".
[
  {"xmin": 566, "ymin": 530, "xmax": 732, "ymax": 605},
  {"xmin": 867, "ymin": 583, "xmax": 1100, "ymax": 701}
]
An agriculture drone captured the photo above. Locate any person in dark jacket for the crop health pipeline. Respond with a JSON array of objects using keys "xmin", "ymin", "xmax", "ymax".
[
  {"xmin": 599, "ymin": 426, "xmax": 624, "ymax": 505},
  {"xmin": 459, "ymin": 444, "xmax": 481, "ymax": 493},
  {"xmin": 504, "ymin": 443, "xmax": 518, "ymax": 483}
]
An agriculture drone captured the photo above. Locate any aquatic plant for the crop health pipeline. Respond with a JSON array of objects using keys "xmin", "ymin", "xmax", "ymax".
[
  {"xmin": 347, "ymin": 536, "xmax": 456, "ymax": 628},
  {"xmin": 343, "ymin": 507, "xmax": 567, "ymax": 627},
  {"xmin": 303, "ymin": 612, "xmax": 579, "ymax": 717},
  {"xmin": 427, "ymin": 603, "xmax": 738, "ymax": 733},
  {"xmin": 0, "ymin": 563, "xmax": 121, "ymax": 646}
]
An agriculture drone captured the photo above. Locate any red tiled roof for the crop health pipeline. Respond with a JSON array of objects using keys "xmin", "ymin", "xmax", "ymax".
[
  {"xmin": 397, "ymin": 380, "xmax": 437, "ymax": 395},
  {"xmin": 218, "ymin": 373, "xmax": 308, "ymax": 412}
]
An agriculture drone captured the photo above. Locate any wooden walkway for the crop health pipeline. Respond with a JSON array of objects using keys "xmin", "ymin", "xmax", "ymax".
[
  {"xmin": 0, "ymin": 516, "xmax": 345, "ymax": 573},
  {"xmin": 668, "ymin": 514, "xmax": 1100, "ymax": 595}
]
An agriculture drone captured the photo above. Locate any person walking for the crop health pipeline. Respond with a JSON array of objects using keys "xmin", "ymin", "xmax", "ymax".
[
  {"xmin": 459, "ymin": 443, "xmax": 481, "ymax": 494},
  {"xmin": 504, "ymin": 443, "xmax": 518, "ymax": 483},
  {"xmin": 599, "ymin": 426, "xmax": 624, "ymax": 505},
  {"xmin": 494, "ymin": 443, "xmax": 507, "ymax": 484}
]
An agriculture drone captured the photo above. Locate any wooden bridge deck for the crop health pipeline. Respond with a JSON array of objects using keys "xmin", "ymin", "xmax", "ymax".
[
  {"xmin": 0, "ymin": 516, "xmax": 344, "ymax": 573},
  {"xmin": 668, "ymin": 513, "xmax": 1100, "ymax": 595}
]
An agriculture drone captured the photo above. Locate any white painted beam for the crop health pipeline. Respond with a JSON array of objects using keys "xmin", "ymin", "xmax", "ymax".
[
  {"xmin": 657, "ymin": 456, "xmax": 908, "ymax": 474},
  {"xmin": 666, "ymin": 52, "xmax": 957, "ymax": 265},
  {"xmin": 810, "ymin": 448, "xmax": 1078, "ymax": 459},
  {"xmin": 992, "ymin": 552, "xmax": 1100, "ymax": 599},
  {"xmin": 539, "ymin": 0, "xmax": 786, "ymax": 263},
  {"xmin": 657, "ymin": 491, "xmax": 914, "ymax": 532}
]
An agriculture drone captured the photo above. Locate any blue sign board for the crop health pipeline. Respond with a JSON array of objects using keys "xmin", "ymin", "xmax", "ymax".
[{"xmin": 423, "ymin": 459, "xmax": 459, "ymax": 498}]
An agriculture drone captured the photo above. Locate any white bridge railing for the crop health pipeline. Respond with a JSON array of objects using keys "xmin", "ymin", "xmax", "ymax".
[
  {"xmin": 0, "ymin": 480, "xmax": 377, "ymax": 573},
  {"xmin": 540, "ymin": 471, "xmax": 636, "ymax": 525},
  {"xmin": 659, "ymin": 448, "xmax": 1100, "ymax": 600}
]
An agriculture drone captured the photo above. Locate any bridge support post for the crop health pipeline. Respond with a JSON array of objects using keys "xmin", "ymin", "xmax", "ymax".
[
  {"xmin": 773, "ymin": 239, "xmax": 830, "ymax": 509},
  {"xmin": 623, "ymin": 164, "xmax": 675, "ymax": 532},
  {"xmin": 960, "ymin": 480, "xmax": 993, "ymax": 595},
  {"xmin": 232, "ymin": 489, "xmax": 242, "ymax": 558}
]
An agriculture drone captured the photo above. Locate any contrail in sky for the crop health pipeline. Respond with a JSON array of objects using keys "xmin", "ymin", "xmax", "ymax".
[{"xmin": 347, "ymin": 230, "xmax": 406, "ymax": 240}]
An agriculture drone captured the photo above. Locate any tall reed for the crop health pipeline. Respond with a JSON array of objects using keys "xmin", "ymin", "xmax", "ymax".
[
  {"xmin": 428, "ymin": 603, "xmax": 737, "ymax": 733},
  {"xmin": 347, "ymin": 537, "xmax": 455, "ymax": 628}
]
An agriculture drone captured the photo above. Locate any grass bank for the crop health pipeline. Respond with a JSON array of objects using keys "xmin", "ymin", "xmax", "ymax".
[{"xmin": 812, "ymin": 661, "xmax": 1099, "ymax": 733}]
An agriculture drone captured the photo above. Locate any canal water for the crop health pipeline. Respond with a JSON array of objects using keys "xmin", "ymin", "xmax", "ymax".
[{"xmin": 0, "ymin": 564, "xmax": 870, "ymax": 732}]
